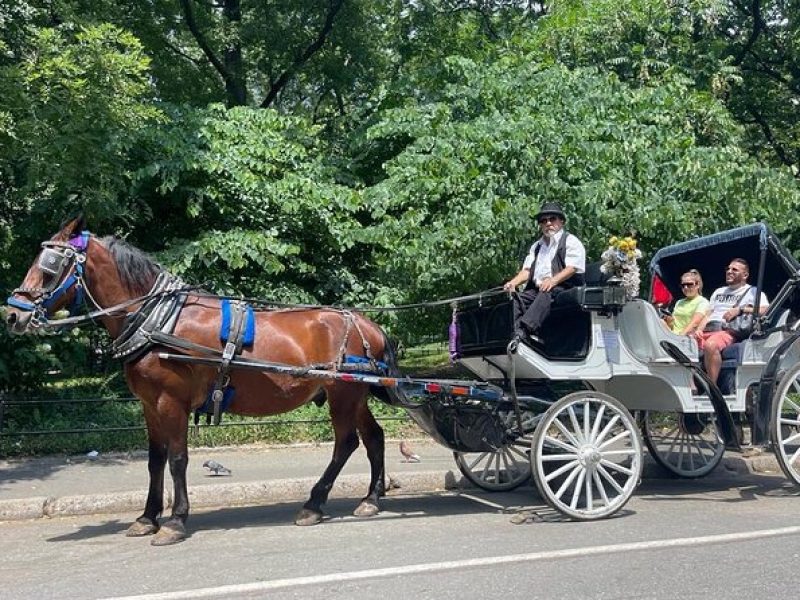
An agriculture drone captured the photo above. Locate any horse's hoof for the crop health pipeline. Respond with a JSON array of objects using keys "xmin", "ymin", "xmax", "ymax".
[
  {"xmin": 126, "ymin": 518, "xmax": 159, "ymax": 537},
  {"xmin": 353, "ymin": 500, "xmax": 379, "ymax": 517},
  {"xmin": 295, "ymin": 508, "xmax": 324, "ymax": 526},
  {"xmin": 150, "ymin": 522, "xmax": 187, "ymax": 546}
]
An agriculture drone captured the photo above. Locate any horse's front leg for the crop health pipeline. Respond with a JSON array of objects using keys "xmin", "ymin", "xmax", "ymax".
[
  {"xmin": 126, "ymin": 438, "xmax": 167, "ymax": 537},
  {"xmin": 151, "ymin": 402, "xmax": 191, "ymax": 546}
]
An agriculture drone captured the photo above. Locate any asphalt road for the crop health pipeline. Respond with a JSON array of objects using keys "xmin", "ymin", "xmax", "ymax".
[{"xmin": 1, "ymin": 471, "xmax": 799, "ymax": 600}]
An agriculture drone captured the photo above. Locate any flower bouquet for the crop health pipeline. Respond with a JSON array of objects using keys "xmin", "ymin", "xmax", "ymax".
[{"xmin": 600, "ymin": 235, "xmax": 642, "ymax": 299}]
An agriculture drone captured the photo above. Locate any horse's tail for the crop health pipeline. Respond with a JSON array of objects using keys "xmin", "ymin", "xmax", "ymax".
[{"xmin": 369, "ymin": 329, "xmax": 403, "ymax": 405}]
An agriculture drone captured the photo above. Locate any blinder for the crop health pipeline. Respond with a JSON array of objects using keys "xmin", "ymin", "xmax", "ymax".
[
  {"xmin": 38, "ymin": 245, "xmax": 75, "ymax": 284},
  {"xmin": 6, "ymin": 232, "xmax": 90, "ymax": 326}
]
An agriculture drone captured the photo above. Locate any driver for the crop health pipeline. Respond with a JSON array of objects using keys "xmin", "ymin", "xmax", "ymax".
[{"xmin": 503, "ymin": 202, "xmax": 586, "ymax": 345}]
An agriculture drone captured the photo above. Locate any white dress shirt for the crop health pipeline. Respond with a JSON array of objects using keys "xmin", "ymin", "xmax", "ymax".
[{"xmin": 522, "ymin": 230, "xmax": 586, "ymax": 286}]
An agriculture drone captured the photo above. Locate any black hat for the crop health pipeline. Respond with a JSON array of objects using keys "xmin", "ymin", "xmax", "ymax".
[{"xmin": 534, "ymin": 202, "xmax": 566, "ymax": 222}]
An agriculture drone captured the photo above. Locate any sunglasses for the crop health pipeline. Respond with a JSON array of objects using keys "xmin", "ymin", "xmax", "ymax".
[
  {"xmin": 680, "ymin": 282, "xmax": 697, "ymax": 288},
  {"xmin": 538, "ymin": 216, "xmax": 559, "ymax": 225}
]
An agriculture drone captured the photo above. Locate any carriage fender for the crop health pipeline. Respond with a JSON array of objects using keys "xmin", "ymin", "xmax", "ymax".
[{"xmin": 753, "ymin": 331, "xmax": 800, "ymax": 446}]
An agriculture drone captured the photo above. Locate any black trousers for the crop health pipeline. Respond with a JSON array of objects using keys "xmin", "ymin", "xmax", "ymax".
[{"xmin": 513, "ymin": 286, "xmax": 568, "ymax": 335}]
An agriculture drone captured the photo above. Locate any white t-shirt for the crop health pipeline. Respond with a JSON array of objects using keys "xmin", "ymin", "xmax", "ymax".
[
  {"xmin": 707, "ymin": 284, "xmax": 769, "ymax": 323},
  {"xmin": 522, "ymin": 230, "xmax": 586, "ymax": 285}
]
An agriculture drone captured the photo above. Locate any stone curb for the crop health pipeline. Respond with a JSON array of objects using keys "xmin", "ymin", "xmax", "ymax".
[
  {"xmin": 0, "ymin": 454, "xmax": 784, "ymax": 524},
  {"xmin": 0, "ymin": 470, "xmax": 460, "ymax": 523}
]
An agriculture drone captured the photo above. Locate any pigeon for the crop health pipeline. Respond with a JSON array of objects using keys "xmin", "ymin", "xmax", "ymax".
[
  {"xmin": 399, "ymin": 440, "xmax": 420, "ymax": 463},
  {"xmin": 202, "ymin": 459, "xmax": 232, "ymax": 476}
]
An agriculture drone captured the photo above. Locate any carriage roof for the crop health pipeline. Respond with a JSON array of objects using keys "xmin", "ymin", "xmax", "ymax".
[{"xmin": 649, "ymin": 223, "xmax": 800, "ymax": 317}]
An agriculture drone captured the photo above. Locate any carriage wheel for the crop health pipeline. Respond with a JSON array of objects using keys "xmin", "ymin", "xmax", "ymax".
[
  {"xmin": 531, "ymin": 391, "xmax": 642, "ymax": 520},
  {"xmin": 454, "ymin": 409, "xmax": 539, "ymax": 491},
  {"xmin": 642, "ymin": 411, "xmax": 725, "ymax": 478},
  {"xmin": 770, "ymin": 362, "xmax": 800, "ymax": 486}
]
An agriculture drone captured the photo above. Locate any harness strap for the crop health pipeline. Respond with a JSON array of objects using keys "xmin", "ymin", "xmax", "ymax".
[
  {"xmin": 208, "ymin": 300, "xmax": 247, "ymax": 426},
  {"xmin": 349, "ymin": 313, "xmax": 378, "ymax": 370},
  {"xmin": 334, "ymin": 312, "xmax": 355, "ymax": 370}
]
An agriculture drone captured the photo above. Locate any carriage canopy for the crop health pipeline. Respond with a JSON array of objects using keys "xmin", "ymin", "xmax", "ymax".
[{"xmin": 649, "ymin": 223, "xmax": 800, "ymax": 321}]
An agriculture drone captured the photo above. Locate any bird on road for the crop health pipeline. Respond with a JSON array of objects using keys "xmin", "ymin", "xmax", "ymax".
[
  {"xmin": 399, "ymin": 440, "xmax": 420, "ymax": 463},
  {"xmin": 203, "ymin": 459, "xmax": 232, "ymax": 476}
]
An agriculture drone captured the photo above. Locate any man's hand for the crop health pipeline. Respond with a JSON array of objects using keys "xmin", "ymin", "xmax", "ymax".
[
  {"xmin": 503, "ymin": 280, "xmax": 517, "ymax": 292},
  {"xmin": 723, "ymin": 307, "xmax": 740, "ymax": 322},
  {"xmin": 539, "ymin": 277, "xmax": 556, "ymax": 292}
]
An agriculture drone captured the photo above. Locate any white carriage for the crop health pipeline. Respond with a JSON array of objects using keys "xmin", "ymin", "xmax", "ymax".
[{"xmin": 399, "ymin": 223, "xmax": 800, "ymax": 521}]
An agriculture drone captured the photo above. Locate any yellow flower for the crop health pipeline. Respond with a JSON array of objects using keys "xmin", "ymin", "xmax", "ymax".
[
  {"xmin": 609, "ymin": 236, "xmax": 618, "ymax": 246},
  {"xmin": 619, "ymin": 240, "xmax": 629, "ymax": 251}
]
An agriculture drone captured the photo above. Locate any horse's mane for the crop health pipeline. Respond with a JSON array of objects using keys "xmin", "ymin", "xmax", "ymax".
[{"xmin": 101, "ymin": 236, "xmax": 162, "ymax": 295}]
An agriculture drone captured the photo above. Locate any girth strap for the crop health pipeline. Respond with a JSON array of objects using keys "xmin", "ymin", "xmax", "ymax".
[{"xmin": 210, "ymin": 300, "xmax": 248, "ymax": 426}]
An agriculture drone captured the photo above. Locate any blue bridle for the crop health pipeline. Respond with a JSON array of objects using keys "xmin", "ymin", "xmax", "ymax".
[{"xmin": 6, "ymin": 231, "xmax": 90, "ymax": 328}]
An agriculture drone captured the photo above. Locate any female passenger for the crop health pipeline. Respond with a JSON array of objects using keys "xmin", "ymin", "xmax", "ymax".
[{"xmin": 664, "ymin": 269, "xmax": 709, "ymax": 336}]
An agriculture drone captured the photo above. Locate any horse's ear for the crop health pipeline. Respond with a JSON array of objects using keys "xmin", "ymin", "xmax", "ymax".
[{"xmin": 55, "ymin": 214, "xmax": 87, "ymax": 240}]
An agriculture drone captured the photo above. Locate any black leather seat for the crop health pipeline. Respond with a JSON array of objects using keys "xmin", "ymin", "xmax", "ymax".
[{"xmin": 455, "ymin": 262, "xmax": 611, "ymax": 361}]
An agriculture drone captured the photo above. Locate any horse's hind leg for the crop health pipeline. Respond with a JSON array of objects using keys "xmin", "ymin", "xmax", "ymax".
[
  {"xmin": 353, "ymin": 401, "xmax": 385, "ymax": 517},
  {"xmin": 295, "ymin": 392, "xmax": 360, "ymax": 526}
]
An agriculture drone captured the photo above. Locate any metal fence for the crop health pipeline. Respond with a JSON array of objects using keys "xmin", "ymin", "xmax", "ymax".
[{"xmin": 0, "ymin": 395, "xmax": 410, "ymax": 439}]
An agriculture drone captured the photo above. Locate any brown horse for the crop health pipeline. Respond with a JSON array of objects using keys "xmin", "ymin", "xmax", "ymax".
[{"xmin": 5, "ymin": 217, "xmax": 396, "ymax": 545}]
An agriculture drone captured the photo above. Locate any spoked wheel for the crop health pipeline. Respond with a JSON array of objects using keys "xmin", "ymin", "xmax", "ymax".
[
  {"xmin": 771, "ymin": 362, "xmax": 800, "ymax": 486},
  {"xmin": 642, "ymin": 411, "xmax": 724, "ymax": 478},
  {"xmin": 454, "ymin": 409, "xmax": 539, "ymax": 491},
  {"xmin": 531, "ymin": 391, "xmax": 642, "ymax": 520}
]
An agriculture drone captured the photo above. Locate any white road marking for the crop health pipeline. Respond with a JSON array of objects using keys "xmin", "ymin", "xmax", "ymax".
[{"xmin": 104, "ymin": 525, "xmax": 800, "ymax": 600}]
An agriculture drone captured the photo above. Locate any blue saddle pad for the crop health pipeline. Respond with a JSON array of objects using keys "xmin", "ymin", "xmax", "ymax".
[{"xmin": 220, "ymin": 299, "xmax": 255, "ymax": 347}]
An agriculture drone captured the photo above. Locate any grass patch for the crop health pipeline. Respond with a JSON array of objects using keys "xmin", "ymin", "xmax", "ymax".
[
  {"xmin": 0, "ymin": 377, "xmax": 422, "ymax": 457},
  {"xmin": 2, "ymin": 340, "xmax": 469, "ymax": 457}
]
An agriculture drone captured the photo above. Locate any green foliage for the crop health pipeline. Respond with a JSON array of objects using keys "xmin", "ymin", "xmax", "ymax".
[
  {"xmin": 527, "ymin": 0, "xmax": 800, "ymax": 172},
  {"xmin": 132, "ymin": 105, "xmax": 372, "ymax": 301},
  {"xmin": 0, "ymin": 325, "xmax": 99, "ymax": 393},
  {"xmin": 358, "ymin": 59, "xmax": 800, "ymax": 336},
  {"xmin": 3, "ymin": 0, "xmax": 800, "ymax": 403},
  {"xmin": 3, "ymin": 23, "xmax": 162, "ymax": 226}
]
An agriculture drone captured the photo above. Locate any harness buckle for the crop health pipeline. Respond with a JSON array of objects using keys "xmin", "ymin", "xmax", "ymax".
[
  {"xmin": 222, "ymin": 342, "xmax": 236, "ymax": 361},
  {"xmin": 30, "ymin": 311, "xmax": 46, "ymax": 329},
  {"xmin": 211, "ymin": 388, "xmax": 224, "ymax": 426}
]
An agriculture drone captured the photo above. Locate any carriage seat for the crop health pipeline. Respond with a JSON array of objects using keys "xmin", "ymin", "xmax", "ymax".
[
  {"xmin": 550, "ymin": 261, "xmax": 612, "ymax": 310},
  {"xmin": 537, "ymin": 261, "xmax": 625, "ymax": 359},
  {"xmin": 618, "ymin": 299, "xmax": 699, "ymax": 363},
  {"xmin": 715, "ymin": 309, "xmax": 790, "ymax": 394},
  {"xmin": 455, "ymin": 262, "xmax": 623, "ymax": 361}
]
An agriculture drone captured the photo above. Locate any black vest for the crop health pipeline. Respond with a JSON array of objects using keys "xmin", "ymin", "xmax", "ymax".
[{"xmin": 525, "ymin": 230, "xmax": 585, "ymax": 291}]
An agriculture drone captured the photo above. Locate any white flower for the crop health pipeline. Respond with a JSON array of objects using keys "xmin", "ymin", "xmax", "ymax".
[{"xmin": 600, "ymin": 238, "xmax": 642, "ymax": 299}]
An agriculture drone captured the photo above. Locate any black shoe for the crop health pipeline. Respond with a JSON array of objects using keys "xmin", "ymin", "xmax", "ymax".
[
  {"xmin": 508, "ymin": 329, "xmax": 525, "ymax": 352},
  {"xmin": 512, "ymin": 328, "xmax": 543, "ymax": 347},
  {"xmin": 527, "ymin": 332, "xmax": 544, "ymax": 345}
]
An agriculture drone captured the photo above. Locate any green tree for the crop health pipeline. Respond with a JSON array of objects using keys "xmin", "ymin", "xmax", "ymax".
[
  {"xmin": 527, "ymin": 0, "xmax": 800, "ymax": 173},
  {"xmin": 130, "ymin": 104, "xmax": 372, "ymax": 302},
  {"xmin": 357, "ymin": 58, "xmax": 800, "ymax": 336}
]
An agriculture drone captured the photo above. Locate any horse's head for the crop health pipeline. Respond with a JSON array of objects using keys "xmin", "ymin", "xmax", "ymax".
[{"xmin": 5, "ymin": 216, "xmax": 91, "ymax": 334}]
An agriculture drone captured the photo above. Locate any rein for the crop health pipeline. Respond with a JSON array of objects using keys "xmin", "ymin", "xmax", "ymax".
[
  {"xmin": 8, "ymin": 228, "xmax": 505, "ymax": 333},
  {"xmin": 187, "ymin": 287, "xmax": 508, "ymax": 313},
  {"xmin": 24, "ymin": 284, "xmax": 505, "ymax": 333}
]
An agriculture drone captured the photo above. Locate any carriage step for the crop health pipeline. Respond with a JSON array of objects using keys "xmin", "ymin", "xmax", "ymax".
[{"xmin": 691, "ymin": 394, "xmax": 737, "ymax": 403}]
